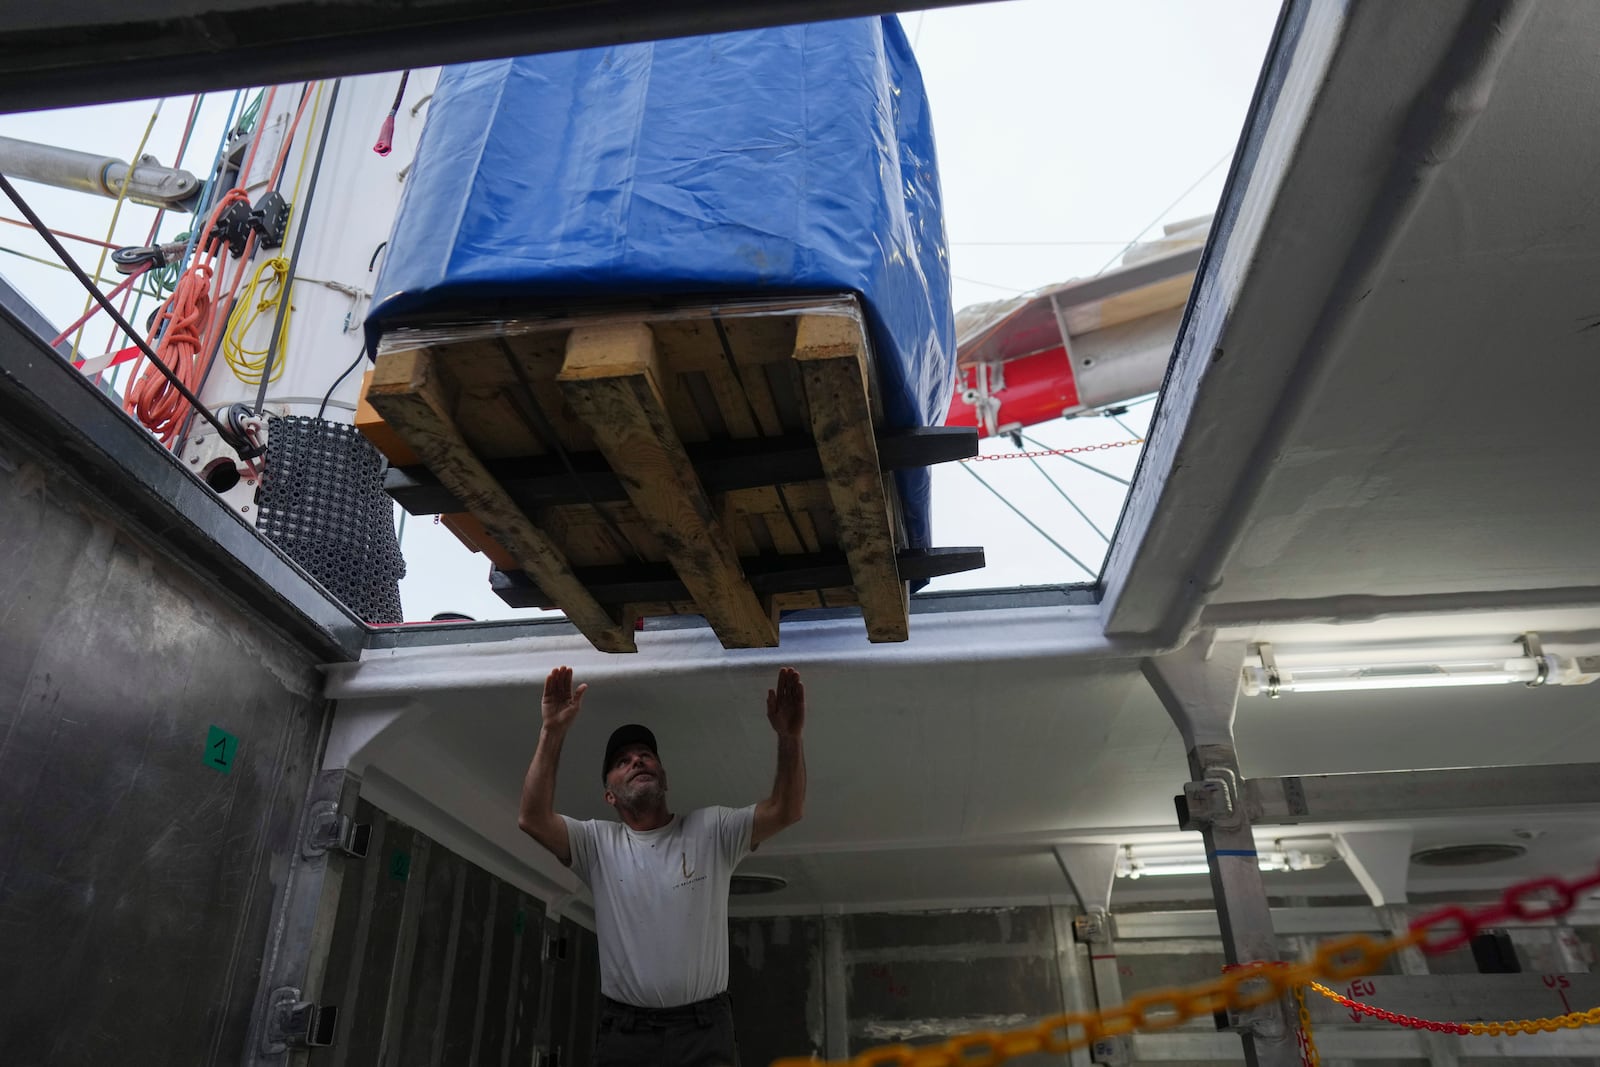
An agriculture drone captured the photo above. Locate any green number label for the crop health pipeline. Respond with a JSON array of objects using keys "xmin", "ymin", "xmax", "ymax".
[{"xmin": 205, "ymin": 725, "xmax": 238, "ymax": 774}]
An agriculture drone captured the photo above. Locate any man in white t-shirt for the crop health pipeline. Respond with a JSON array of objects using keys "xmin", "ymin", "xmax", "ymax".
[{"xmin": 518, "ymin": 665, "xmax": 807, "ymax": 1067}]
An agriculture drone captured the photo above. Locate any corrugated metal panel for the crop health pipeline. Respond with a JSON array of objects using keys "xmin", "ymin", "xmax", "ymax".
[
  {"xmin": 565, "ymin": 925, "xmax": 600, "ymax": 1067},
  {"xmin": 308, "ymin": 801, "xmax": 584, "ymax": 1066},
  {"xmin": 730, "ymin": 916, "xmax": 827, "ymax": 1064}
]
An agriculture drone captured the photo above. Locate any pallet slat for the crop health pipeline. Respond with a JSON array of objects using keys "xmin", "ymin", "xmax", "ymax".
[
  {"xmin": 792, "ymin": 314, "xmax": 909, "ymax": 643},
  {"xmin": 366, "ymin": 348, "xmax": 636, "ymax": 652},
  {"xmin": 362, "ymin": 297, "xmax": 987, "ymax": 649},
  {"xmin": 557, "ymin": 323, "xmax": 779, "ymax": 648}
]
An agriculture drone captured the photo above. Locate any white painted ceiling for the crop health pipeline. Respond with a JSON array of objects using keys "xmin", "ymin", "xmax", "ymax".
[
  {"xmin": 333, "ymin": 613, "xmax": 1600, "ymax": 915},
  {"xmin": 1211, "ymin": 0, "xmax": 1600, "ymax": 607},
  {"xmin": 329, "ymin": 1, "xmax": 1600, "ymax": 919}
]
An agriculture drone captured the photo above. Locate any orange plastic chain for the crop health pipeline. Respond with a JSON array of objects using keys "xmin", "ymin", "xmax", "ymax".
[
  {"xmin": 1292, "ymin": 983, "xmax": 1321, "ymax": 1067},
  {"xmin": 1309, "ymin": 980, "xmax": 1600, "ymax": 1037},
  {"xmin": 771, "ymin": 864, "xmax": 1600, "ymax": 1067}
]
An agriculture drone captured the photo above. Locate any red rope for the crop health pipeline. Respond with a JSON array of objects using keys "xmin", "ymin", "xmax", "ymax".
[{"xmin": 125, "ymin": 86, "xmax": 316, "ymax": 445}]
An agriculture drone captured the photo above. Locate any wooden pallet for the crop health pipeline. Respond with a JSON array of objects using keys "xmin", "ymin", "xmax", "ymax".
[{"xmin": 361, "ymin": 295, "xmax": 982, "ymax": 652}]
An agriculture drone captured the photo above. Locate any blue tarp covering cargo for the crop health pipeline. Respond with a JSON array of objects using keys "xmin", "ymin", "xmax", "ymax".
[{"xmin": 368, "ymin": 16, "xmax": 954, "ymax": 549}]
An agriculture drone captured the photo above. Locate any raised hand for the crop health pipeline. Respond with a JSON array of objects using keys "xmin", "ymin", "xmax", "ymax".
[
  {"xmin": 766, "ymin": 667, "xmax": 805, "ymax": 738},
  {"xmin": 542, "ymin": 666, "xmax": 587, "ymax": 731}
]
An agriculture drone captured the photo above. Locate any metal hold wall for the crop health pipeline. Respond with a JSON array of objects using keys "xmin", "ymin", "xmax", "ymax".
[
  {"xmin": 730, "ymin": 915, "xmax": 828, "ymax": 1064},
  {"xmin": 729, "ymin": 904, "xmax": 1600, "ymax": 1066},
  {"xmin": 0, "ymin": 421, "xmax": 329, "ymax": 1065},
  {"xmin": 309, "ymin": 798, "xmax": 597, "ymax": 1067},
  {"xmin": 841, "ymin": 909, "xmax": 1066, "ymax": 1061},
  {"xmin": 729, "ymin": 909, "xmax": 1074, "ymax": 1065}
]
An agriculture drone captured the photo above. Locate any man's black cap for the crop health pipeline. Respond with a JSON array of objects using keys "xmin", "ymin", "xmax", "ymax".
[{"xmin": 602, "ymin": 724, "xmax": 658, "ymax": 782}]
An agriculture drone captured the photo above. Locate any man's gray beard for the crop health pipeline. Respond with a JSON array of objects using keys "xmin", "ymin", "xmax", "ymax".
[{"xmin": 614, "ymin": 775, "xmax": 666, "ymax": 812}]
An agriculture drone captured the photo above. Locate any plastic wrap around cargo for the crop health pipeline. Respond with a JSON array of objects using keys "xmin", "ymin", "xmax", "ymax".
[{"xmin": 367, "ymin": 16, "xmax": 954, "ymax": 549}]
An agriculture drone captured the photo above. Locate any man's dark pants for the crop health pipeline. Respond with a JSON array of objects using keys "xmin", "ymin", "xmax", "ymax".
[{"xmin": 596, "ymin": 993, "xmax": 740, "ymax": 1067}]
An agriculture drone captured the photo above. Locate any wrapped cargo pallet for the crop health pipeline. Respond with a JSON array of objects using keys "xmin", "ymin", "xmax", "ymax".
[{"xmin": 363, "ymin": 17, "xmax": 978, "ymax": 651}]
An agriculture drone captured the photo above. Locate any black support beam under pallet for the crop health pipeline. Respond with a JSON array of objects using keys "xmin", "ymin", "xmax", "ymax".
[
  {"xmin": 490, "ymin": 547, "xmax": 987, "ymax": 610},
  {"xmin": 385, "ymin": 426, "xmax": 980, "ymax": 516}
]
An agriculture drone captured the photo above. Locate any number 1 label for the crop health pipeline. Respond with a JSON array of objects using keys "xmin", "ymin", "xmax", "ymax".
[{"xmin": 206, "ymin": 725, "xmax": 238, "ymax": 775}]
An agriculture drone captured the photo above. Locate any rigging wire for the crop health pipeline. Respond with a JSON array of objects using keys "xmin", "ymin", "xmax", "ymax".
[
  {"xmin": 157, "ymin": 90, "xmax": 246, "ymax": 439},
  {"xmin": 1019, "ymin": 430, "xmax": 1130, "ymax": 486},
  {"xmin": 953, "ymin": 274, "xmax": 1030, "ymax": 294},
  {"xmin": 208, "ymin": 86, "xmax": 314, "ymax": 353},
  {"xmin": 956, "ymin": 459, "xmax": 1095, "ymax": 580},
  {"xmin": 125, "ymin": 81, "xmax": 305, "ymax": 445},
  {"xmin": 107, "ymin": 92, "xmax": 204, "ymax": 392},
  {"xmin": 0, "ymin": 172, "xmax": 234, "ymax": 443},
  {"xmin": 0, "ymin": 243, "xmax": 162, "ymax": 300},
  {"xmin": 254, "ymin": 79, "xmax": 335, "ymax": 412},
  {"xmin": 168, "ymin": 89, "xmax": 246, "ymax": 286},
  {"xmin": 237, "ymin": 90, "xmax": 267, "ymax": 136},
  {"xmin": 1018, "ymin": 450, "xmax": 1110, "ymax": 544},
  {"xmin": 952, "ymin": 240, "xmax": 1150, "ymax": 247},
  {"xmin": 70, "ymin": 99, "xmax": 164, "ymax": 363},
  {"xmin": 1108, "ymin": 411, "xmax": 1144, "ymax": 440},
  {"xmin": 1094, "ymin": 152, "xmax": 1229, "ymax": 276},
  {"xmin": 217, "ymin": 80, "xmax": 326, "ymax": 393},
  {"xmin": 165, "ymin": 83, "xmax": 315, "ymax": 447},
  {"xmin": 0, "ymin": 216, "xmax": 121, "ymax": 250},
  {"xmin": 48, "ymin": 264, "xmax": 154, "ymax": 349}
]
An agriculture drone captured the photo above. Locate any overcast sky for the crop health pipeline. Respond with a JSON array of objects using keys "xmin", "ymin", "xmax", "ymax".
[{"xmin": 0, "ymin": 0, "xmax": 1280, "ymax": 623}]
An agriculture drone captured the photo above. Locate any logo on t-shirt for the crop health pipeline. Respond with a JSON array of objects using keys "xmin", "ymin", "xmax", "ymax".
[{"xmin": 673, "ymin": 850, "xmax": 706, "ymax": 890}]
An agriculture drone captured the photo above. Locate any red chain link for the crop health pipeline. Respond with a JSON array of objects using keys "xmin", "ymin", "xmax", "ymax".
[
  {"xmin": 777, "ymin": 864, "xmax": 1600, "ymax": 1067},
  {"xmin": 1312, "ymin": 985, "xmax": 1472, "ymax": 1034},
  {"xmin": 1409, "ymin": 867, "xmax": 1600, "ymax": 954},
  {"xmin": 963, "ymin": 438, "xmax": 1144, "ymax": 461}
]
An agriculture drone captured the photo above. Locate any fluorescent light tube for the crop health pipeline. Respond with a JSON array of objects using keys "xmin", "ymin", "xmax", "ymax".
[
  {"xmin": 1242, "ymin": 658, "xmax": 1540, "ymax": 696},
  {"xmin": 1116, "ymin": 844, "xmax": 1335, "ymax": 879}
]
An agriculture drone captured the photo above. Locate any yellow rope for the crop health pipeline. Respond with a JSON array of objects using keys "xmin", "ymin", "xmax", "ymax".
[
  {"xmin": 218, "ymin": 80, "xmax": 325, "ymax": 390},
  {"xmin": 221, "ymin": 256, "xmax": 292, "ymax": 385},
  {"xmin": 72, "ymin": 100, "xmax": 164, "ymax": 363}
]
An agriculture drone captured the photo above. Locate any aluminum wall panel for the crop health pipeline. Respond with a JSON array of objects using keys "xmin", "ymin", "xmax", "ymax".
[
  {"xmin": 308, "ymin": 801, "xmax": 566, "ymax": 1067},
  {"xmin": 729, "ymin": 915, "xmax": 827, "ymax": 1064},
  {"xmin": 566, "ymin": 924, "xmax": 601, "ymax": 1067},
  {"xmin": 0, "ymin": 421, "xmax": 328, "ymax": 1066}
]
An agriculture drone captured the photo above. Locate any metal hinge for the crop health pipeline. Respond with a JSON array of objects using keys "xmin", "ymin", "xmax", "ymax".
[
  {"xmin": 303, "ymin": 800, "xmax": 370, "ymax": 860},
  {"xmin": 1176, "ymin": 766, "xmax": 1242, "ymax": 832},
  {"xmin": 1215, "ymin": 997, "xmax": 1289, "ymax": 1040},
  {"xmin": 542, "ymin": 932, "xmax": 569, "ymax": 962},
  {"xmin": 262, "ymin": 987, "xmax": 338, "ymax": 1053},
  {"xmin": 1071, "ymin": 910, "xmax": 1111, "ymax": 945},
  {"xmin": 1089, "ymin": 1035, "xmax": 1129, "ymax": 1066}
]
